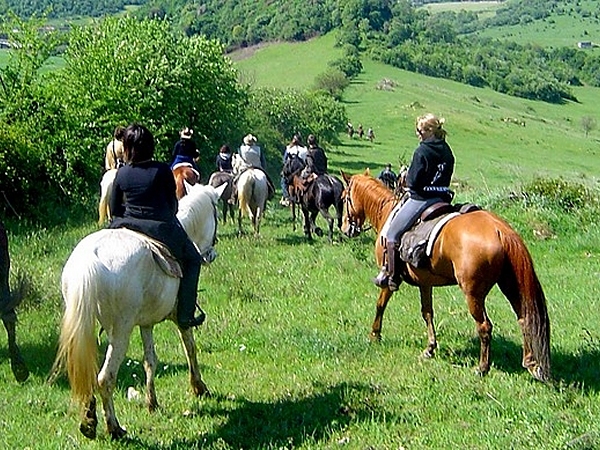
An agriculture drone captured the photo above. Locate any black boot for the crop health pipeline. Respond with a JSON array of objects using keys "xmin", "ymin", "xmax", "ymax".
[
  {"xmin": 386, "ymin": 240, "xmax": 401, "ymax": 292},
  {"xmin": 176, "ymin": 252, "xmax": 205, "ymax": 330},
  {"xmin": 372, "ymin": 240, "xmax": 401, "ymax": 291}
]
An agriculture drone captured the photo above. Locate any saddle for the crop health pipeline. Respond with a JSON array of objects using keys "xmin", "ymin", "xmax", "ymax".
[
  {"xmin": 172, "ymin": 162, "xmax": 200, "ymax": 179},
  {"xmin": 399, "ymin": 202, "xmax": 481, "ymax": 269}
]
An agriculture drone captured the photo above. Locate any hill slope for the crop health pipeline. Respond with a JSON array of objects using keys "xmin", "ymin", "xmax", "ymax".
[{"xmin": 234, "ymin": 32, "xmax": 600, "ymax": 198}]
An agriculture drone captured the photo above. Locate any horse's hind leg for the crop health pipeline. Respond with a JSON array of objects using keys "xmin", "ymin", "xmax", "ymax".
[
  {"xmin": 140, "ymin": 326, "xmax": 159, "ymax": 412},
  {"xmin": 80, "ymin": 396, "xmax": 98, "ymax": 439},
  {"xmin": 419, "ymin": 285, "xmax": 438, "ymax": 358},
  {"xmin": 2, "ymin": 318, "xmax": 29, "ymax": 382},
  {"xmin": 98, "ymin": 332, "xmax": 131, "ymax": 439},
  {"xmin": 464, "ymin": 290, "xmax": 493, "ymax": 376},
  {"xmin": 177, "ymin": 328, "xmax": 210, "ymax": 397}
]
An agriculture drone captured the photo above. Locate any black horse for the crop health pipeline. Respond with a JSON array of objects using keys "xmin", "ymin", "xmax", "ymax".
[
  {"xmin": 0, "ymin": 221, "xmax": 29, "ymax": 382},
  {"xmin": 282, "ymin": 156, "xmax": 344, "ymax": 242}
]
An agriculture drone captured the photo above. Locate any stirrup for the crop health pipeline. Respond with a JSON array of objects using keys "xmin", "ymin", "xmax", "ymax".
[{"xmin": 372, "ymin": 268, "xmax": 389, "ymax": 288}]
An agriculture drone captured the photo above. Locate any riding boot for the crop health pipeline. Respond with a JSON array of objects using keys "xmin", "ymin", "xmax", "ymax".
[
  {"xmin": 176, "ymin": 251, "xmax": 205, "ymax": 330},
  {"xmin": 386, "ymin": 240, "xmax": 401, "ymax": 292}
]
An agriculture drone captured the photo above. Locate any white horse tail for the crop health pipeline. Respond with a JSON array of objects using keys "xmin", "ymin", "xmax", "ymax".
[
  {"xmin": 238, "ymin": 173, "xmax": 251, "ymax": 218},
  {"xmin": 98, "ymin": 169, "xmax": 117, "ymax": 225},
  {"xmin": 53, "ymin": 260, "xmax": 100, "ymax": 405}
]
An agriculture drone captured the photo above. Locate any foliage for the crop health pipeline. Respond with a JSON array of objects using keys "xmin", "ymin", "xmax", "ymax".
[
  {"xmin": 518, "ymin": 177, "xmax": 595, "ymax": 213},
  {"xmin": 0, "ymin": 0, "xmax": 146, "ymax": 19},
  {"xmin": 244, "ymin": 87, "xmax": 347, "ymax": 157},
  {"xmin": 313, "ymin": 69, "xmax": 350, "ymax": 101},
  {"xmin": 0, "ymin": 16, "xmax": 246, "ymax": 222}
]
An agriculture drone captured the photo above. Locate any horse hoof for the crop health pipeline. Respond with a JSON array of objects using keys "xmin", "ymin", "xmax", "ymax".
[
  {"xmin": 422, "ymin": 349, "xmax": 434, "ymax": 359},
  {"xmin": 79, "ymin": 422, "xmax": 97, "ymax": 440},
  {"xmin": 110, "ymin": 426, "xmax": 127, "ymax": 440},
  {"xmin": 10, "ymin": 354, "xmax": 29, "ymax": 383},
  {"xmin": 475, "ymin": 366, "xmax": 489, "ymax": 377}
]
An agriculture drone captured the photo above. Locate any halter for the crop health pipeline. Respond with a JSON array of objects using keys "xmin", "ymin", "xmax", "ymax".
[{"xmin": 343, "ymin": 178, "xmax": 369, "ymax": 236}]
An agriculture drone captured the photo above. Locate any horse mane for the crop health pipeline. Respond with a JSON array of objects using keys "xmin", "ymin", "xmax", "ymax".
[
  {"xmin": 352, "ymin": 174, "xmax": 397, "ymax": 226},
  {"xmin": 177, "ymin": 184, "xmax": 217, "ymax": 250}
]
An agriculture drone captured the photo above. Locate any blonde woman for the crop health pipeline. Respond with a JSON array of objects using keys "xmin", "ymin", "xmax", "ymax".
[{"xmin": 373, "ymin": 113, "xmax": 455, "ymax": 291}]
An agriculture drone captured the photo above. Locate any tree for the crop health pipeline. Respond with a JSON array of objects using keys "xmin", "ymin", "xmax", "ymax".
[{"xmin": 581, "ymin": 116, "xmax": 596, "ymax": 138}]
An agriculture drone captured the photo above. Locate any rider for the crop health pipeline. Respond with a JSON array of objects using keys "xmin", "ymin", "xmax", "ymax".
[
  {"xmin": 280, "ymin": 134, "xmax": 307, "ymax": 206},
  {"xmin": 237, "ymin": 133, "xmax": 275, "ymax": 199},
  {"xmin": 108, "ymin": 123, "xmax": 206, "ymax": 329},
  {"xmin": 377, "ymin": 163, "xmax": 397, "ymax": 191},
  {"xmin": 373, "ymin": 113, "xmax": 455, "ymax": 291},
  {"xmin": 215, "ymin": 144, "xmax": 233, "ymax": 173},
  {"xmin": 170, "ymin": 127, "xmax": 200, "ymax": 173}
]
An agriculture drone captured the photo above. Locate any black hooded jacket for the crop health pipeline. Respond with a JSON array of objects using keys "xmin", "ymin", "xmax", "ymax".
[{"xmin": 406, "ymin": 138, "xmax": 455, "ymax": 201}]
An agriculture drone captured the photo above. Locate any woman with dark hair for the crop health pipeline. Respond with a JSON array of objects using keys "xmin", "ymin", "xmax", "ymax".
[
  {"xmin": 373, "ymin": 113, "xmax": 455, "ymax": 291},
  {"xmin": 109, "ymin": 123, "xmax": 205, "ymax": 329},
  {"xmin": 215, "ymin": 144, "xmax": 233, "ymax": 173}
]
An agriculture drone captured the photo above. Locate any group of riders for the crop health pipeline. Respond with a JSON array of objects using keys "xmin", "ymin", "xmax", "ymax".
[{"xmin": 1, "ymin": 114, "xmax": 453, "ymax": 382}]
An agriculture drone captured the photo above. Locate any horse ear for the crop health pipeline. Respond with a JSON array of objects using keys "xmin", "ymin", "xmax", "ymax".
[
  {"xmin": 214, "ymin": 182, "xmax": 227, "ymax": 199},
  {"xmin": 364, "ymin": 168, "xmax": 371, "ymax": 176},
  {"xmin": 340, "ymin": 170, "xmax": 351, "ymax": 185}
]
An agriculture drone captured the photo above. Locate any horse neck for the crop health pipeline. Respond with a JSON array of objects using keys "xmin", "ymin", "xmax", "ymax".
[
  {"xmin": 177, "ymin": 190, "xmax": 216, "ymax": 252},
  {"xmin": 357, "ymin": 180, "xmax": 396, "ymax": 233}
]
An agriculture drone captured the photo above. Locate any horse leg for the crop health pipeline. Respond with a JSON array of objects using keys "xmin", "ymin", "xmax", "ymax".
[
  {"xmin": 2, "ymin": 318, "xmax": 29, "ymax": 382},
  {"xmin": 419, "ymin": 285, "xmax": 437, "ymax": 358},
  {"xmin": 464, "ymin": 291, "xmax": 493, "ymax": 376},
  {"xmin": 301, "ymin": 207, "xmax": 312, "ymax": 240},
  {"xmin": 177, "ymin": 328, "xmax": 210, "ymax": 397},
  {"xmin": 80, "ymin": 395, "xmax": 98, "ymax": 439},
  {"xmin": 140, "ymin": 326, "xmax": 159, "ymax": 412},
  {"xmin": 318, "ymin": 208, "xmax": 335, "ymax": 242},
  {"xmin": 97, "ymin": 332, "xmax": 131, "ymax": 440},
  {"xmin": 370, "ymin": 287, "xmax": 394, "ymax": 341},
  {"xmin": 290, "ymin": 202, "xmax": 297, "ymax": 231}
]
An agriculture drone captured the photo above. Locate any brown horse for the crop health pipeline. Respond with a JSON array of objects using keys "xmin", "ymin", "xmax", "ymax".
[
  {"xmin": 208, "ymin": 171, "xmax": 235, "ymax": 224},
  {"xmin": 341, "ymin": 170, "xmax": 550, "ymax": 381},
  {"xmin": 172, "ymin": 164, "xmax": 200, "ymax": 200}
]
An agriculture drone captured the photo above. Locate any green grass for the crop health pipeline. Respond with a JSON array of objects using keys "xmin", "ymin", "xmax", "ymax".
[{"xmin": 2, "ymin": 28, "xmax": 600, "ymax": 450}]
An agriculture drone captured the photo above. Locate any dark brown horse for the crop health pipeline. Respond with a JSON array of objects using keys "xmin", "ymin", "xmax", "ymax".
[
  {"xmin": 1, "ymin": 222, "xmax": 29, "ymax": 383},
  {"xmin": 172, "ymin": 164, "xmax": 200, "ymax": 200},
  {"xmin": 282, "ymin": 156, "xmax": 344, "ymax": 242},
  {"xmin": 341, "ymin": 170, "xmax": 550, "ymax": 381}
]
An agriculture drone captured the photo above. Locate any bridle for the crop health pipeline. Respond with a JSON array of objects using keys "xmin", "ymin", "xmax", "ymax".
[{"xmin": 343, "ymin": 178, "xmax": 370, "ymax": 236}]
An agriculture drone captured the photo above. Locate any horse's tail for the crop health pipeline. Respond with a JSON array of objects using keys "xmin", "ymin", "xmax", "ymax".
[
  {"xmin": 51, "ymin": 257, "xmax": 99, "ymax": 405},
  {"xmin": 497, "ymin": 226, "xmax": 551, "ymax": 381},
  {"xmin": 238, "ymin": 174, "xmax": 250, "ymax": 217}
]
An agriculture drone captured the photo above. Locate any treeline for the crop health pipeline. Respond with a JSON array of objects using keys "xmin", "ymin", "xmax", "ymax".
[
  {"xmin": 0, "ymin": 0, "xmax": 146, "ymax": 19},
  {"xmin": 0, "ymin": 16, "xmax": 346, "ymax": 223},
  {"xmin": 133, "ymin": 0, "xmax": 600, "ymax": 104}
]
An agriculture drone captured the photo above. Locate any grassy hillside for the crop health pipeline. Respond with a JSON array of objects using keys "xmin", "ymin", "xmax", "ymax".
[
  {"xmin": 473, "ymin": 0, "xmax": 600, "ymax": 48},
  {"xmin": 234, "ymin": 31, "xmax": 600, "ymax": 201}
]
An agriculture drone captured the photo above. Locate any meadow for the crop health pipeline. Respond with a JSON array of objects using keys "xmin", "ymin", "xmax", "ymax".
[{"xmin": 1, "ymin": 28, "xmax": 600, "ymax": 449}]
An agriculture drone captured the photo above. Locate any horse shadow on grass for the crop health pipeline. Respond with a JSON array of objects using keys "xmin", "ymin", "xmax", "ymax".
[
  {"xmin": 442, "ymin": 334, "xmax": 600, "ymax": 392},
  {"xmin": 155, "ymin": 381, "xmax": 392, "ymax": 449}
]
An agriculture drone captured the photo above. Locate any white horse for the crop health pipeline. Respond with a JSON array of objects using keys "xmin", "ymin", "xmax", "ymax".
[
  {"xmin": 52, "ymin": 182, "xmax": 226, "ymax": 440},
  {"xmin": 232, "ymin": 154, "xmax": 268, "ymax": 236},
  {"xmin": 98, "ymin": 169, "xmax": 117, "ymax": 225}
]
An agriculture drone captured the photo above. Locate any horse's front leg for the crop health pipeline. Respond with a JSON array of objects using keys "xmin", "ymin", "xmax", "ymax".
[
  {"xmin": 177, "ymin": 328, "xmax": 210, "ymax": 397},
  {"xmin": 419, "ymin": 285, "xmax": 437, "ymax": 358},
  {"xmin": 2, "ymin": 317, "xmax": 29, "ymax": 382},
  {"xmin": 98, "ymin": 333, "xmax": 131, "ymax": 440},
  {"xmin": 371, "ymin": 287, "xmax": 394, "ymax": 341},
  {"xmin": 140, "ymin": 326, "xmax": 158, "ymax": 412}
]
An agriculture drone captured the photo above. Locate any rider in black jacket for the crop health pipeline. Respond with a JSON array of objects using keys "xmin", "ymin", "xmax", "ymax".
[
  {"xmin": 109, "ymin": 124, "xmax": 205, "ymax": 329},
  {"xmin": 373, "ymin": 113, "xmax": 455, "ymax": 291}
]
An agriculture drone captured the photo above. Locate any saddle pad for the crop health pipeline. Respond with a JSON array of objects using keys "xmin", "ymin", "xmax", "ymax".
[
  {"xmin": 119, "ymin": 229, "xmax": 182, "ymax": 278},
  {"xmin": 426, "ymin": 212, "xmax": 460, "ymax": 256}
]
